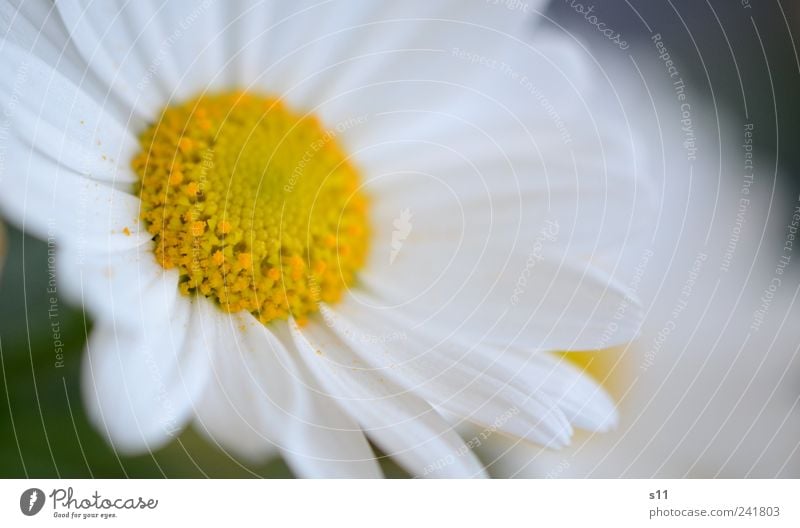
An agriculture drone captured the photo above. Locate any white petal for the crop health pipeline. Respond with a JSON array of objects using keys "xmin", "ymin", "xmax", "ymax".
[
  {"xmin": 303, "ymin": 12, "xmax": 591, "ymax": 153},
  {"xmin": 319, "ymin": 302, "xmax": 573, "ymax": 448},
  {"xmin": 0, "ymin": 0, "xmax": 132, "ymax": 122},
  {"xmin": 424, "ymin": 333, "xmax": 619, "ymax": 433},
  {"xmin": 233, "ymin": 0, "xmax": 549, "ymax": 108},
  {"xmin": 514, "ymin": 353, "xmax": 618, "ymax": 432},
  {"xmin": 353, "ymin": 88, "xmax": 649, "ymax": 258},
  {"xmin": 245, "ymin": 1, "xmax": 533, "ymax": 110},
  {"xmin": 195, "ymin": 313, "xmax": 381, "ymax": 477},
  {"xmin": 193, "ymin": 313, "xmax": 281, "ymax": 462},
  {"xmin": 54, "ymin": 0, "xmax": 256, "ymax": 117},
  {"xmin": 82, "ymin": 295, "xmax": 212, "ymax": 453},
  {"xmin": 280, "ymin": 4, "xmax": 649, "ymax": 354},
  {"xmin": 264, "ymin": 323, "xmax": 382, "ymax": 478},
  {"xmin": 356, "ymin": 230, "xmax": 641, "ymax": 353},
  {"xmin": 224, "ymin": 1, "xmax": 304, "ymax": 91},
  {"xmin": 332, "ymin": 66, "xmax": 647, "ymax": 354},
  {"xmin": 2, "ymin": 0, "xmax": 68, "ymax": 57},
  {"xmin": 290, "ymin": 318, "xmax": 487, "ymax": 478},
  {"xmin": 157, "ymin": 0, "xmax": 241, "ymax": 99},
  {"xmin": 349, "ymin": 109, "xmax": 646, "ymax": 351},
  {"xmin": 55, "ymin": 0, "xmax": 169, "ymax": 120},
  {"xmin": 0, "ymin": 137, "xmax": 149, "ymax": 252},
  {"xmin": 0, "ymin": 37, "xmax": 140, "ymax": 184},
  {"xmin": 57, "ymin": 245, "xmax": 180, "ymax": 331}
]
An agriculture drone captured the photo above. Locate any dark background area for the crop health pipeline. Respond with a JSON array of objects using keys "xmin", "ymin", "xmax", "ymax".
[{"xmin": 549, "ymin": 0, "xmax": 800, "ymax": 212}]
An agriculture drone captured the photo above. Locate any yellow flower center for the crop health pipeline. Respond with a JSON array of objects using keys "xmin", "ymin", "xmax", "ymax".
[{"xmin": 133, "ymin": 92, "xmax": 368, "ymax": 325}]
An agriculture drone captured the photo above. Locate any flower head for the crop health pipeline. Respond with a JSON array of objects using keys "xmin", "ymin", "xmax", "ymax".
[{"xmin": 0, "ymin": 0, "xmax": 650, "ymax": 477}]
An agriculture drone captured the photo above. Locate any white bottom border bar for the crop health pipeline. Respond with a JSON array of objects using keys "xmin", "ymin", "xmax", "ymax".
[{"xmin": 1, "ymin": 479, "xmax": 798, "ymax": 526}]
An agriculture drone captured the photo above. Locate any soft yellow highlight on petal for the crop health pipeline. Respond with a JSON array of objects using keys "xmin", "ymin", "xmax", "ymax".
[{"xmin": 560, "ymin": 347, "xmax": 629, "ymax": 398}]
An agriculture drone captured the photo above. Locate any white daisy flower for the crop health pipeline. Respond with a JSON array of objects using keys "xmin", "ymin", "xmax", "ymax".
[{"xmin": 0, "ymin": 0, "xmax": 650, "ymax": 477}]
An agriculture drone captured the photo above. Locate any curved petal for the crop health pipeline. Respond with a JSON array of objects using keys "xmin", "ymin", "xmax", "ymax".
[
  {"xmin": 82, "ymin": 295, "xmax": 213, "ymax": 453},
  {"xmin": 0, "ymin": 41, "xmax": 140, "ymax": 185},
  {"xmin": 51, "ymin": 0, "xmax": 553, "ymax": 120},
  {"xmin": 344, "ymin": 101, "xmax": 646, "ymax": 351},
  {"xmin": 413, "ymin": 328, "xmax": 620, "ymax": 433},
  {"xmin": 195, "ymin": 313, "xmax": 381, "ymax": 477},
  {"xmin": 279, "ymin": 8, "xmax": 649, "ymax": 355},
  {"xmin": 357, "ymin": 111, "xmax": 646, "ymax": 258},
  {"xmin": 328, "ymin": 297, "xmax": 619, "ymax": 433},
  {"xmin": 0, "ymin": 0, "xmax": 133, "ymax": 123},
  {"xmin": 355, "ymin": 236, "xmax": 642, "ymax": 354},
  {"xmin": 327, "ymin": 51, "xmax": 648, "ymax": 354},
  {"xmin": 55, "ymin": 0, "xmax": 172, "ymax": 120},
  {"xmin": 192, "ymin": 312, "xmax": 282, "ymax": 463},
  {"xmin": 244, "ymin": 1, "xmax": 535, "ymax": 110},
  {"xmin": 509, "ymin": 352, "xmax": 618, "ymax": 432},
  {"xmin": 57, "ymin": 245, "xmax": 180, "ymax": 331},
  {"xmin": 54, "ymin": 0, "xmax": 254, "ymax": 118},
  {"xmin": 0, "ymin": 136, "xmax": 149, "ymax": 252},
  {"xmin": 260, "ymin": 322, "xmax": 382, "ymax": 478},
  {"xmin": 290, "ymin": 317, "xmax": 487, "ymax": 478},
  {"xmin": 289, "ymin": 7, "xmax": 591, "ymax": 158},
  {"xmin": 320, "ymin": 302, "xmax": 573, "ymax": 449}
]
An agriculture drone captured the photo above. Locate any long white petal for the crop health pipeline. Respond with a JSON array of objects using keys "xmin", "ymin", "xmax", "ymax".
[
  {"xmin": 290, "ymin": 318, "xmax": 487, "ymax": 478},
  {"xmin": 55, "ymin": 0, "xmax": 168, "ymax": 119},
  {"xmin": 57, "ymin": 245, "xmax": 179, "ymax": 331},
  {"xmin": 195, "ymin": 313, "xmax": 381, "ymax": 477},
  {"xmin": 82, "ymin": 295, "xmax": 212, "ymax": 453},
  {"xmin": 0, "ymin": 136, "xmax": 149, "ymax": 252},
  {"xmin": 320, "ymin": 302, "xmax": 573, "ymax": 448},
  {"xmin": 0, "ymin": 40, "xmax": 138, "ymax": 186}
]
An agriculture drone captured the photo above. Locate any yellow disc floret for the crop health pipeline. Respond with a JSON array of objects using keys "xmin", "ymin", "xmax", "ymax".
[{"xmin": 133, "ymin": 92, "xmax": 368, "ymax": 325}]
